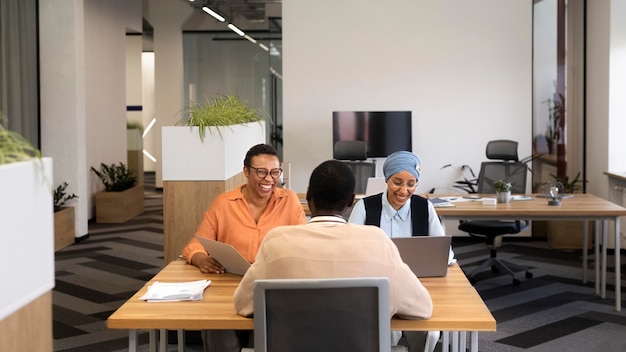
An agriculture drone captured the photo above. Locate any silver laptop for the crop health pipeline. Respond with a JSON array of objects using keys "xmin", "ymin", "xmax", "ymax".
[
  {"xmin": 195, "ymin": 236, "xmax": 251, "ymax": 275},
  {"xmin": 391, "ymin": 236, "xmax": 452, "ymax": 277}
]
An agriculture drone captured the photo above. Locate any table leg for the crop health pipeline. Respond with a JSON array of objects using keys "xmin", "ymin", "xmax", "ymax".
[
  {"xmin": 178, "ymin": 329, "xmax": 185, "ymax": 352},
  {"xmin": 459, "ymin": 331, "xmax": 466, "ymax": 352},
  {"xmin": 149, "ymin": 330, "xmax": 157, "ymax": 352},
  {"xmin": 128, "ymin": 330, "xmax": 138, "ymax": 352},
  {"xmin": 595, "ymin": 221, "xmax": 600, "ymax": 295},
  {"xmin": 583, "ymin": 220, "xmax": 588, "ymax": 283},
  {"xmin": 451, "ymin": 331, "xmax": 459, "ymax": 352},
  {"xmin": 602, "ymin": 220, "xmax": 608, "ymax": 299},
  {"xmin": 159, "ymin": 329, "xmax": 167, "ymax": 352},
  {"xmin": 470, "ymin": 332, "xmax": 478, "ymax": 352},
  {"xmin": 615, "ymin": 218, "xmax": 621, "ymax": 311}
]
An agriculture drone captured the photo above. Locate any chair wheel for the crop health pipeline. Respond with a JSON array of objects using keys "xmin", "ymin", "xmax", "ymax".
[
  {"xmin": 526, "ymin": 272, "xmax": 533, "ymax": 279},
  {"xmin": 491, "ymin": 265, "xmax": 500, "ymax": 273},
  {"xmin": 513, "ymin": 279, "xmax": 521, "ymax": 286}
]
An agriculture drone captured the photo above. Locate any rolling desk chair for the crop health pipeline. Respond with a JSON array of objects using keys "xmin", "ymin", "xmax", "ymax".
[
  {"xmin": 334, "ymin": 140, "xmax": 375, "ymax": 193},
  {"xmin": 247, "ymin": 277, "xmax": 407, "ymax": 352},
  {"xmin": 458, "ymin": 140, "xmax": 533, "ymax": 286}
]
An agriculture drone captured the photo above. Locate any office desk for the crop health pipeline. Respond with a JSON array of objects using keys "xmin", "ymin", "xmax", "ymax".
[
  {"xmin": 108, "ymin": 260, "xmax": 495, "ymax": 352},
  {"xmin": 431, "ymin": 193, "xmax": 626, "ymax": 311}
]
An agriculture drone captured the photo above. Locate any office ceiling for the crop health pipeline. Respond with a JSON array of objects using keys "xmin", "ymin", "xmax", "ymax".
[{"xmin": 188, "ymin": 0, "xmax": 282, "ymax": 22}]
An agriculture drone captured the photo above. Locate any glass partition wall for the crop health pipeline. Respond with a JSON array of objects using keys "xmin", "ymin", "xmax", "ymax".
[
  {"xmin": 183, "ymin": 27, "xmax": 283, "ymax": 158},
  {"xmin": 532, "ymin": 0, "xmax": 586, "ymax": 193}
]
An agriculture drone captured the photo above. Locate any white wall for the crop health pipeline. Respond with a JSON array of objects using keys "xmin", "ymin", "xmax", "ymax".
[
  {"xmin": 40, "ymin": 0, "xmax": 142, "ymax": 235},
  {"xmin": 608, "ymin": 0, "xmax": 626, "ymax": 172},
  {"xmin": 145, "ymin": 0, "xmax": 193, "ymax": 188},
  {"xmin": 283, "ymin": 0, "xmax": 533, "ymax": 194}
]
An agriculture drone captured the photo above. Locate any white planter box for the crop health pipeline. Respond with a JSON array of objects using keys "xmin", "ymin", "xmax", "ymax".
[
  {"xmin": 162, "ymin": 121, "xmax": 266, "ymax": 181},
  {"xmin": 0, "ymin": 158, "xmax": 54, "ymax": 320}
]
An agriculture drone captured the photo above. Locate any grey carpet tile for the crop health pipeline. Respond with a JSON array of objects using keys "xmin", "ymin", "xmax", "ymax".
[{"xmin": 53, "ymin": 174, "xmax": 626, "ymax": 351}]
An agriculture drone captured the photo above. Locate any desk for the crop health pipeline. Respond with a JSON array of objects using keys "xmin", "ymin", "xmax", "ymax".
[
  {"xmin": 108, "ymin": 260, "xmax": 495, "ymax": 352},
  {"xmin": 432, "ymin": 193, "xmax": 626, "ymax": 311}
]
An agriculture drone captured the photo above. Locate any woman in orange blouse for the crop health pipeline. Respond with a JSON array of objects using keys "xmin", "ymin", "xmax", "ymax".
[{"xmin": 182, "ymin": 143, "xmax": 306, "ymax": 274}]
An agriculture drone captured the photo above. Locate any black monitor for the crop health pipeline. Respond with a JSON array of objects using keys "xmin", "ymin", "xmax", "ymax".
[{"xmin": 332, "ymin": 111, "xmax": 412, "ymax": 158}]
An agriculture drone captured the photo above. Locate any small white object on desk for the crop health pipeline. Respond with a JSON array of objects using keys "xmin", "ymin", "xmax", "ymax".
[
  {"xmin": 139, "ymin": 279, "xmax": 211, "ymax": 302},
  {"xmin": 482, "ymin": 198, "xmax": 497, "ymax": 206}
]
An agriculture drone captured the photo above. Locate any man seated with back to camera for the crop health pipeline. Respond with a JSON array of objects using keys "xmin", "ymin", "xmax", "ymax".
[
  {"xmin": 181, "ymin": 143, "xmax": 307, "ymax": 351},
  {"xmin": 233, "ymin": 159, "xmax": 433, "ymax": 349}
]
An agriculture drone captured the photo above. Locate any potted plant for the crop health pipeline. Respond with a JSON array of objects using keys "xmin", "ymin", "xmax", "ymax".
[
  {"xmin": 494, "ymin": 180, "xmax": 512, "ymax": 203},
  {"xmin": 163, "ymin": 94, "xmax": 266, "ymax": 180},
  {"xmin": 1, "ymin": 113, "xmax": 54, "ymax": 323},
  {"xmin": 53, "ymin": 182, "xmax": 78, "ymax": 251},
  {"xmin": 545, "ymin": 172, "xmax": 592, "ymax": 249},
  {"xmin": 91, "ymin": 162, "xmax": 144, "ymax": 223},
  {"xmin": 544, "ymin": 92, "xmax": 564, "ymax": 154},
  {"xmin": 161, "ymin": 94, "xmax": 267, "ymax": 263}
]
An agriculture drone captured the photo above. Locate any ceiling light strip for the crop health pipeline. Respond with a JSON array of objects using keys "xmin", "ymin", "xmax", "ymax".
[{"xmin": 202, "ymin": 6, "xmax": 225, "ymax": 22}]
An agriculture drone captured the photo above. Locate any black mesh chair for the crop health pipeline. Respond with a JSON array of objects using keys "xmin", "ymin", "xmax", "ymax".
[{"xmin": 458, "ymin": 140, "xmax": 533, "ymax": 285}]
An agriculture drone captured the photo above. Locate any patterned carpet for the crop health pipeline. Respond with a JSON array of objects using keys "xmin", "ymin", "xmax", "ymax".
[{"xmin": 52, "ymin": 173, "xmax": 626, "ymax": 351}]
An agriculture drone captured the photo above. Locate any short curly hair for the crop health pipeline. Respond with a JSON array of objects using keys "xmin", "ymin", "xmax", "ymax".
[
  {"xmin": 243, "ymin": 144, "xmax": 278, "ymax": 167},
  {"xmin": 308, "ymin": 160, "xmax": 355, "ymax": 212}
]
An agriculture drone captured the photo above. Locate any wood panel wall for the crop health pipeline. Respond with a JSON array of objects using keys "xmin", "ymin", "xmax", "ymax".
[
  {"xmin": 163, "ymin": 172, "xmax": 246, "ymax": 264},
  {"xmin": 0, "ymin": 292, "xmax": 52, "ymax": 351}
]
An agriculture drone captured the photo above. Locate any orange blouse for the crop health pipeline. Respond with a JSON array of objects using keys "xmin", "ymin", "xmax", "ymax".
[{"xmin": 182, "ymin": 185, "xmax": 307, "ymax": 264}]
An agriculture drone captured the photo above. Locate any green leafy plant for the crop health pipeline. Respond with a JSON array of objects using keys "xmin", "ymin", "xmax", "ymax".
[
  {"xmin": 54, "ymin": 182, "xmax": 78, "ymax": 211},
  {"xmin": 126, "ymin": 120, "xmax": 144, "ymax": 133},
  {"xmin": 544, "ymin": 91, "xmax": 564, "ymax": 147},
  {"xmin": 431, "ymin": 164, "xmax": 478, "ymax": 194},
  {"xmin": 175, "ymin": 94, "xmax": 264, "ymax": 141},
  {"xmin": 550, "ymin": 172, "xmax": 583, "ymax": 194},
  {"xmin": 91, "ymin": 162, "xmax": 137, "ymax": 192},
  {"xmin": 0, "ymin": 112, "xmax": 42, "ymax": 165},
  {"xmin": 494, "ymin": 180, "xmax": 512, "ymax": 192}
]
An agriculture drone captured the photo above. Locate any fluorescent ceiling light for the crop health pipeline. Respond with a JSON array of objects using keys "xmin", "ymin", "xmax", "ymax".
[
  {"xmin": 244, "ymin": 35, "xmax": 257, "ymax": 44},
  {"xmin": 202, "ymin": 6, "xmax": 225, "ymax": 22},
  {"xmin": 142, "ymin": 118, "xmax": 157, "ymax": 138},
  {"xmin": 228, "ymin": 23, "xmax": 245, "ymax": 36},
  {"xmin": 259, "ymin": 43, "xmax": 269, "ymax": 52}
]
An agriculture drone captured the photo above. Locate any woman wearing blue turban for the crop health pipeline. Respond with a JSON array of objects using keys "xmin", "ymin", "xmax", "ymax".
[{"xmin": 348, "ymin": 150, "xmax": 454, "ymax": 352}]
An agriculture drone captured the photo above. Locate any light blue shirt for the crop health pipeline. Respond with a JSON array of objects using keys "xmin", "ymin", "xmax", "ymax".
[{"xmin": 348, "ymin": 189, "xmax": 455, "ymax": 262}]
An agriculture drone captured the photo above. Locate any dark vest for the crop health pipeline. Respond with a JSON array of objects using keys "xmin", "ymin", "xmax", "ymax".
[{"xmin": 363, "ymin": 194, "xmax": 429, "ymax": 236}]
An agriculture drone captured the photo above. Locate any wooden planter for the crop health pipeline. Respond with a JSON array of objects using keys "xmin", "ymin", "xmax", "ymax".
[
  {"xmin": 95, "ymin": 184, "xmax": 144, "ymax": 223},
  {"xmin": 54, "ymin": 206, "xmax": 75, "ymax": 251},
  {"xmin": 546, "ymin": 220, "xmax": 594, "ymax": 249}
]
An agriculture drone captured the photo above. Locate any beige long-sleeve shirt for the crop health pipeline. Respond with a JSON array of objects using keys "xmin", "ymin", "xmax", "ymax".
[{"xmin": 233, "ymin": 216, "xmax": 433, "ymax": 319}]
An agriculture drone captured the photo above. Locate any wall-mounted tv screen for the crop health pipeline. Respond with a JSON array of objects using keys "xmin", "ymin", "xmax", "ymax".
[{"xmin": 332, "ymin": 111, "xmax": 412, "ymax": 158}]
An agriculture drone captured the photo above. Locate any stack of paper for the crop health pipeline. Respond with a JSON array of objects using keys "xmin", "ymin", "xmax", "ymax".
[{"xmin": 139, "ymin": 280, "xmax": 211, "ymax": 302}]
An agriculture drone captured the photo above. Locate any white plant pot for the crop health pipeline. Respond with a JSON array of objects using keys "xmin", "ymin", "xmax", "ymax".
[
  {"xmin": 497, "ymin": 191, "xmax": 511, "ymax": 204},
  {"xmin": 0, "ymin": 158, "xmax": 54, "ymax": 320},
  {"xmin": 162, "ymin": 121, "xmax": 266, "ymax": 181}
]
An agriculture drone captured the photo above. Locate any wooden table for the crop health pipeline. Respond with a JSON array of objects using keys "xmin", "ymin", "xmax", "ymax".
[
  {"xmin": 431, "ymin": 193, "xmax": 626, "ymax": 311},
  {"xmin": 108, "ymin": 260, "xmax": 495, "ymax": 352}
]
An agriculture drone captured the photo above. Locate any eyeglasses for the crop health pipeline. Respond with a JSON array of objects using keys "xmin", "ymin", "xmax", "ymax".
[{"xmin": 248, "ymin": 166, "xmax": 283, "ymax": 179}]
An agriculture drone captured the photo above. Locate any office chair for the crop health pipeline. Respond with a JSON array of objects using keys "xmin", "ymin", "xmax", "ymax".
[
  {"xmin": 247, "ymin": 277, "xmax": 408, "ymax": 352},
  {"xmin": 333, "ymin": 140, "xmax": 368, "ymax": 160},
  {"xmin": 458, "ymin": 140, "xmax": 533, "ymax": 286}
]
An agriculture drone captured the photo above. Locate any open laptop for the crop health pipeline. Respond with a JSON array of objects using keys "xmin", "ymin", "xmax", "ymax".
[
  {"xmin": 391, "ymin": 236, "xmax": 452, "ymax": 277},
  {"xmin": 195, "ymin": 236, "xmax": 251, "ymax": 275}
]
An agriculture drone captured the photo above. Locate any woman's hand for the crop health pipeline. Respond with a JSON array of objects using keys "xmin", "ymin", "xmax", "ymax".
[{"xmin": 191, "ymin": 252, "xmax": 225, "ymax": 274}]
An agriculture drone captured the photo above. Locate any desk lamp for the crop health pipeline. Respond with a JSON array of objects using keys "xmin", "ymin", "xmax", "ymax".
[{"xmin": 547, "ymin": 182, "xmax": 564, "ymax": 206}]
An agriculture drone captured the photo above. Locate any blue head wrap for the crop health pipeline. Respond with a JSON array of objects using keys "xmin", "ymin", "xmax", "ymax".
[{"xmin": 383, "ymin": 151, "xmax": 421, "ymax": 182}]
